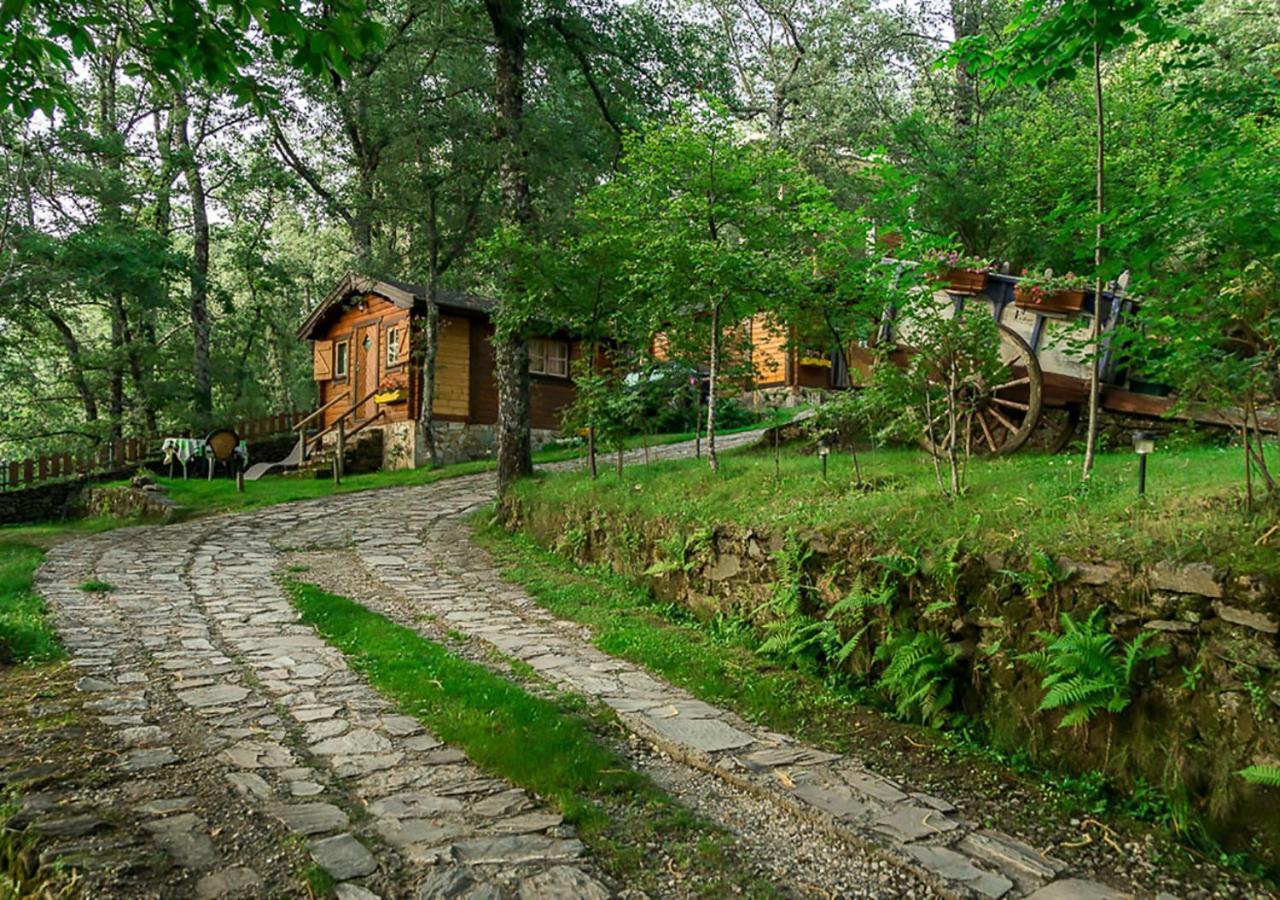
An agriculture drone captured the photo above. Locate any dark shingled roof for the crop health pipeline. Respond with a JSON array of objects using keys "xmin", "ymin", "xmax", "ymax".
[
  {"xmin": 376, "ymin": 276, "xmax": 498, "ymax": 316},
  {"xmin": 297, "ymin": 273, "xmax": 497, "ymax": 340}
]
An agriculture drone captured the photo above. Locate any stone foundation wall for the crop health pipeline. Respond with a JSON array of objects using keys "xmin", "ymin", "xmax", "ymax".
[
  {"xmin": 502, "ymin": 497, "xmax": 1280, "ymax": 865},
  {"xmin": 0, "ymin": 479, "xmax": 91, "ymax": 525}
]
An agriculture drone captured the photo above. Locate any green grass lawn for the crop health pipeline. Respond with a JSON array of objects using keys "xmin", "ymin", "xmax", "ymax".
[
  {"xmin": 284, "ymin": 579, "xmax": 777, "ymax": 896},
  {"xmin": 100, "ymin": 411, "xmax": 792, "ymax": 520},
  {"xmin": 510, "ymin": 438, "xmax": 1280, "ymax": 576},
  {"xmin": 473, "ymin": 521, "xmax": 872, "ymax": 745}
]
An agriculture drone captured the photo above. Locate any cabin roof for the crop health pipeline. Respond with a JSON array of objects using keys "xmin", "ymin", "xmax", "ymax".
[{"xmin": 297, "ymin": 273, "xmax": 498, "ymax": 340}]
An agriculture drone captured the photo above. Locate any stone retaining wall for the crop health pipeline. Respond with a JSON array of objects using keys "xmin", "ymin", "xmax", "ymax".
[{"xmin": 503, "ymin": 498, "xmax": 1280, "ymax": 866}]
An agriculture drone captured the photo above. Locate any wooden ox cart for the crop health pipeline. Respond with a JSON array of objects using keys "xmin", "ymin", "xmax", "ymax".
[{"xmin": 846, "ymin": 270, "xmax": 1277, "ymax": 456}]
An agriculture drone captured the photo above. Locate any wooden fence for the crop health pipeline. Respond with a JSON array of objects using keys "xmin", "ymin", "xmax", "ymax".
[{"xmin": 0, "ymin": 410, "xmax": 309, "ymax": 492}]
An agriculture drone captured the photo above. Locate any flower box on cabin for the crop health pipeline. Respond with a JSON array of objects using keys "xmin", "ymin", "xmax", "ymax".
[{"xmin": 374, "ymin": 388, "xmax": 408, "ymax": 404}]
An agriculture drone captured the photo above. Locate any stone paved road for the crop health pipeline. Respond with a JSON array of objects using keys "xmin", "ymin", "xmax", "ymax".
[{"xmin": 35, "ymin": 430, "xmax": 1137, "ymax": 899}]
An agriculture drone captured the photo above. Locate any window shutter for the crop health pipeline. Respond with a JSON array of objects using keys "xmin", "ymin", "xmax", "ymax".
[
  {"xmin": 313, "ymin": 340, "xmax": 334, "ymax": 380},
  {"xmin": 396, "ymin": 323, "xmax": 410, "ymax": 362}
]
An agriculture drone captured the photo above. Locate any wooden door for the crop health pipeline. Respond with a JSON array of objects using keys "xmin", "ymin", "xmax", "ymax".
[{"xmin": 354, "ymin": 324, "xmax": 379, "ymax": 420}]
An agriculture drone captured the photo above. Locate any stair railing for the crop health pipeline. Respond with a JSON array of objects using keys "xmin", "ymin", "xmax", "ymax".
[
  {"xmin": 293, "ymin": 391, "xmax": 349, "ymax": 463},
  {"xmin": 304, "ymin": 384, "xmax": 385, "ymax": 457}
]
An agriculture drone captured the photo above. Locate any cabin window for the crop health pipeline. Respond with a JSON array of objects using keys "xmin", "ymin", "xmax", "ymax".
[
  {"xmin": 386, "ymin": 326, "xmax": 401, "ymax": 368},
  {"xmin": 334, "ymin": 341, "xmax": 349, "ymax": 378},
  {"xmin": 529, "ymin": 338, "xmax": 569, "ymax": 377}
]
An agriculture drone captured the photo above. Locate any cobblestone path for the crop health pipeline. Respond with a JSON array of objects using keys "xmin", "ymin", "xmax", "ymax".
[{"xmin": 32, "ymin": 431, "xmax": 1145, "ymax": 898}]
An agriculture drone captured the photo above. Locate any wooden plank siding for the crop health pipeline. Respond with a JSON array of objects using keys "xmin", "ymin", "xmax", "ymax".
[
  {"xmin": 307, "ymin": 288, "xmax": 584, "ymax": 435},
  {"xmin": 433, "ymin": 314, "xmax": 471, "ymax": 420},
  {"xmin": 750, "ymin": 314, "xmax": 790, "ymax": 388}
]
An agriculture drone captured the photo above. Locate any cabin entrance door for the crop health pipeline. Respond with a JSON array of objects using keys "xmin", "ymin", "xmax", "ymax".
[{"xmin": 353, "ymin": 323, "xmax": 379, "ymax": 420}]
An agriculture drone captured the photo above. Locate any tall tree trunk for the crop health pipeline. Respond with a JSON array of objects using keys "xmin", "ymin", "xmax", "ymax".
[
  {"xmin": 353, "ymin": 170, "xmax": 374, "ymax": 269},
  {"xmin": 706, "ymin": 301, "xmax": 721, "ymax": 472},
  {"xmin": 486, "ymin": 0, "xmax": 534, "ymax": 491},
  {"xmin": 174, "ymin": 91, "xmax": 213, "ymax": 430},
  {"xmin": 1082, "ymin": 42, "xmax": 1105, "ymax": 480},
  {"xmin": 418, "ymin": 287, "xmax": 440, "ymax": 465},
  {"xmin": 42, "ymin": 310, "xmax": 100, "ymax": 426},
  {"xmin": 97, "ymin": 47, "xmax": 127, "ymax": 443}
]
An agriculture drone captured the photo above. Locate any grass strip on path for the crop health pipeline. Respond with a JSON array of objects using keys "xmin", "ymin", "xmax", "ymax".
[
  {"xmin": 283, "ymin": 579, "xmax": 779, "ymax": 897},
  {"xmin": 472, "ymin": 523, "xmax": 869, "ymax": 750}
]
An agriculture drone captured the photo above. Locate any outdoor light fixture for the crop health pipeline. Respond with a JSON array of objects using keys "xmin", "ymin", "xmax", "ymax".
[
  {"xmin": 817, "ymin": 437, "xmax": 830, "ymax": 480},
  {"xmin": 1133, "ymin": 430, "xmax": 1157, "ymax": 496}
]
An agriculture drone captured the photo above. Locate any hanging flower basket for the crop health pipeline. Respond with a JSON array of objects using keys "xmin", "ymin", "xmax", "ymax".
[{"xmin": 374, "ymin": 387, "xmax": 408, "ymax": 404}]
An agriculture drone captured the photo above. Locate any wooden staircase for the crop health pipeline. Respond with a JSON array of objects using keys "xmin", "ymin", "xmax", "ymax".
[{"xmin": 290, "ymin": 387, "xmax": 386, "ymax": 482}]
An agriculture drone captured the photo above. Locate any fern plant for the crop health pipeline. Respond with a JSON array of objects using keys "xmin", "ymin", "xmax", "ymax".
[
  {"xmin": 1021, "ymin": 608, "xmax": 1169, "ymax": 729},
  {"xmin": 874, "ymin": 629, "xmax": 960, "ymax": 728},
  {"xmin": 757, "ymin": 534, "xmax": 831, "ymax": 673},
  {"xmin": 643, "ymin": 527, "xmax": 716, "ymax": 576},
  {"xmin": 1000, "ymin": 548, "xmax": 1070, "ymax": 603},
  {"xmin": 1237, "ymin": 765, "xmax": 1280, "ymax": 787},
  {"xmin": 827, "ymin": 575, "xmax": 896, "ymax": 667}
]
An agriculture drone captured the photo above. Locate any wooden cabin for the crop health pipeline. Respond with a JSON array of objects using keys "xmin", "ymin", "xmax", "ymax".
[
  {"xmin": 298, "ymin": 274, "xmax": 583, "ymax": 468},
  {"xmin": 652, "ymin": 312, "xmax": 848, "ymax": 406}
]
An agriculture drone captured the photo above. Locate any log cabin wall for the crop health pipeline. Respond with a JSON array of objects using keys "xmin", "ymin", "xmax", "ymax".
[
  {"xmin": 313, "ymin": 293, "xmax": 412, "ymax": 429},
  {"xmin": 750, "ymin": 313, "xmax": 790, "ymax": 388},
  {"xmin": 469, "ymin": 320, "xmax": 580, "ymax": 430},
  {"xmin": 432, "ymin": 313, "xmax": 471, "ymax": 420}
]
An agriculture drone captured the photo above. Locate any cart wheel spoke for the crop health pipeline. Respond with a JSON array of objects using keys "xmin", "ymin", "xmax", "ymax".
[
  {"xmin": 977, "ymin": 413, "xmax": 999, "ymax": 452},
  {"xmin": 995, "ymin": 375, "xmax": 1031, "ymax": 391},
  {"xmin": 991, "ymin": 396, "xmax": 1030, "ymax": 412},
  {"xmin": 990, "ymin": 405, "xmax": 1023, "ymax": 435}
]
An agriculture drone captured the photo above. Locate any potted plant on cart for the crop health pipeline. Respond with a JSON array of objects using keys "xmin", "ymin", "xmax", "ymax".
[
  {"xmin": 373, "ymin": 377, "xmax": 407, "ymax": 404},
  {"xmin": 926, "ymin": 250, "xmax": 994, "ymax": 296},
  {"xmin": 1014, "ymin": 270, "xmax": 1092, "ymax": 313}
]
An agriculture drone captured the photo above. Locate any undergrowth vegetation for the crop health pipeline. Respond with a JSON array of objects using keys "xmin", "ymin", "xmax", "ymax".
[
  {"xmin": 1022, "ymin": 609, "xmax": 1169, "ymax": 729},
  {"xmin": 0, "ymin": 543, "xmax": 61, "ymax": 665},
  {"xmin": 479, "ymin": 505, "xmax": 1280, "ymax": 882}
]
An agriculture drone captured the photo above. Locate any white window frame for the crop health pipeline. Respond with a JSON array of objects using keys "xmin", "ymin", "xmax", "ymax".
[
  {"xmin": 386, "ymin": 325, "xmax": 402, "ymax": 368},
  {"xmin": 529, "ymin": 337, "xmax": 569, "ymax": 377},
  {"xmin": 334, "ymin": 340, "xmax": 349, "ymax": 378}
]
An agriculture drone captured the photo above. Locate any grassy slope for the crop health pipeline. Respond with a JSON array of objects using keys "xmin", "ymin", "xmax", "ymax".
[
  {"xmin": 284, "ymin": 580, "xmax": 776, "ymax": 896},
  {"xmin": 474, "ymin": 522, "xmax": 870, "ymax": 746},
  {"xmin": 511, "ymin": 440, "xmax": 1280, "ymax": 576}
]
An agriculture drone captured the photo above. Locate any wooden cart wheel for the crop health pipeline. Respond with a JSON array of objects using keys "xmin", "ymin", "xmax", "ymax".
[
  {"xmin": 920, "ymin": 323, "xmax": 1043, "ymax": 458},
  {"xmin": 1033, "ymin": 405, "xmax": 1081, "ymax": 454}
]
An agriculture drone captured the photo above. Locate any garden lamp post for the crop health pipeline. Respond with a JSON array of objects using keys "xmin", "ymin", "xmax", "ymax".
[
  {"xmin": 1133, "ymin": 431, "xmax": 1156, "ymax": 496},
  {"xmin": 817, "ymin": 437, "xmax": 830, "ymax": 480}
]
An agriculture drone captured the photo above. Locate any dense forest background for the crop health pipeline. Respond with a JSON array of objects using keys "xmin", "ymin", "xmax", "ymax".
[{"xmin": 0, "ymin": 0, "xmax": 1275, "ymax": 458}]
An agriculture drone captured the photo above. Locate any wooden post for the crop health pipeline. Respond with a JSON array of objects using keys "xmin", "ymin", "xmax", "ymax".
[
  {"xmin": 334, "ymin": 421, "xmax": 345, "ymax": 486},
  {"xmin": 236, "ymin": 458, "xmax": 245, "ymax": 493},
  {"xmin": 23, "ymin": 459, "xmax": 33, "ymax": 487}
]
